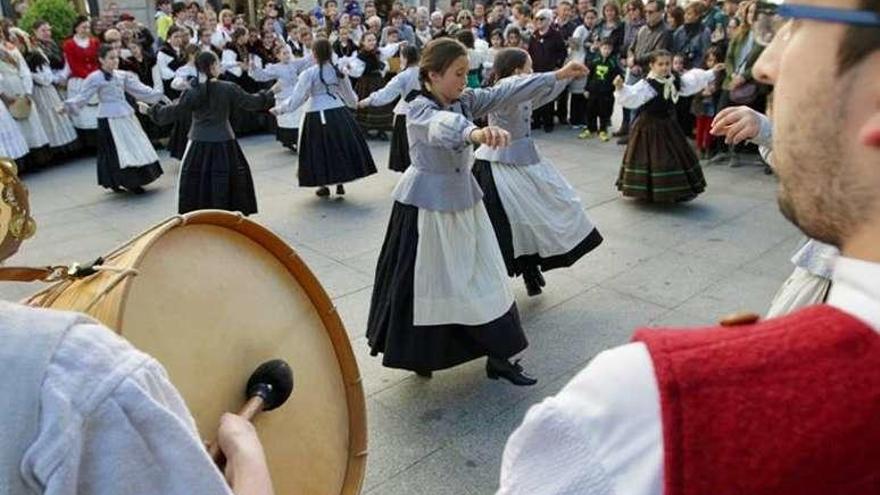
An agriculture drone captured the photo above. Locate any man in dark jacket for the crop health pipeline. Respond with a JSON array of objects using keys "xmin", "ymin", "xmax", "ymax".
[{"xmin": 528, "ymin": 8, "xmax": 567, "ymax": 132}]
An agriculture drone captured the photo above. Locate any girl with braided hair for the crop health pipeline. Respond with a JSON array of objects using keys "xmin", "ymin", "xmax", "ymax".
[
  {"xmin": 271, "ymin": 38, "xmax": 376, "ymax": 197},
  {"xmin": 143, "ymin": 50, "xmax": 274, "ymax": 214}
]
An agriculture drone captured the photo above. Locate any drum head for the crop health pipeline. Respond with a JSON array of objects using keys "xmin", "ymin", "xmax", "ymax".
[{"xmin": 108, "ymin": 213, "xmax": 365, "ymax": 494}]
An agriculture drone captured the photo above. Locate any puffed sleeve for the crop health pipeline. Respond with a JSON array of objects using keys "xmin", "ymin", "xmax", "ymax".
[
  {"xmin": 407, "ymin": 98, "xmax": 477, "ymax": 151},
  {"xmin": 19, "ymin": 321, "xmax": 233, "ymax": 495},
  {"xmin": 363, "ymin": 68, "xmax": 406, "ymax": 106},
  {"xmin": 678, "ymin": 68, "xmax": 717, "ymax": 97},
  {"xmin": 615, "ymin": 79, "xmax": 656, "ymax": 109},
  {"xmin": 156, "ymin": 50, "xmax": 176, "ymax": 80},
  {"xmin": 274, "ymin": 67, "xmax": 311, "ymax": 114},
  {"xmin": 461, "ymin": 72, "xmax": 557, "ymax": 119},
  {"xmin": 121, "ymin": 70, "xmax": 166, "ymax": 103},
  {"xmin": 497, "ymin": 343, "xmax": 664, "ymax": 495},
  {"xmin": 63, "ymin": 71, "xmax": 103, "ymax": 114},
  {"xmin": 532, "ymin": 78, "xmax": 570, "ymax": 109},
  {"xmin": 220, "ymin": 49, "xmax": 243, "ymax": 77}
]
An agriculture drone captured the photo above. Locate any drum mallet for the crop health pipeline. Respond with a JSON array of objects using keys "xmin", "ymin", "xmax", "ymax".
[{"xmin": 208, "ymin": 359, "xmax": 294, "ymax": 463}]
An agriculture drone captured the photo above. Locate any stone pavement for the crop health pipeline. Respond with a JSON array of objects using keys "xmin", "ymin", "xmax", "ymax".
[{"xmin": 1, "ymin": 129, "xmax": 801, "ymax": 494}]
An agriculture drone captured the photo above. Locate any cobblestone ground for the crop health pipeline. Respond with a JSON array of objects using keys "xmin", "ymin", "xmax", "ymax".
[{"xmin": 1, "ymin": 128, "xmax": 800, "ymax": 494}]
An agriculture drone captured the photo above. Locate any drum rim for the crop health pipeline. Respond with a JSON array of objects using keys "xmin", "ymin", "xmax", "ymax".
[{"xmin": 37, "ymin": 210, "xmax": 368, "ymax": 494}]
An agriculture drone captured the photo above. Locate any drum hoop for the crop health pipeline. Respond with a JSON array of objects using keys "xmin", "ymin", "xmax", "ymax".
[{"xmin": 30, "ymin": 210, "xmax": 368, "ymax": 494}]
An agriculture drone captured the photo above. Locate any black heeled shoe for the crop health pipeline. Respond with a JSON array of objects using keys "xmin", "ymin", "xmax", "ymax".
[{"xmin": 486, "ymin": 357, "xmax": 537, "ymax": 386}]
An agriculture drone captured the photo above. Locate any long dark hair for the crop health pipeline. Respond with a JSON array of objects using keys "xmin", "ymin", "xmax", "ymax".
[
  {"xmin": 487, "ymin": 47, "xmax": 528, "ymax": 85},
  {"xmin": 189, "ymin": 50, "xmax": 219, "ymax": 108},
  {"xmin": 312, "ymin": 38, "xmax": 344, "ymax": 98},
  {"xmin": 401, "ymin": 44, "xmax": 419, "ymax": 68},
  {"xmin": 71, "ymin": 15, "xmax": 90, "ymax": 37}
]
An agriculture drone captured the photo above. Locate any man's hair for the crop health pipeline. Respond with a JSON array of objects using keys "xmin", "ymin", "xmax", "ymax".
[
  {"xmin": 647, "ymin": 0, "xmax": 665, "ymax": 11},
  {"xmin": 839, "ymin": 0, "xmax": 880, "ymax": 72}
]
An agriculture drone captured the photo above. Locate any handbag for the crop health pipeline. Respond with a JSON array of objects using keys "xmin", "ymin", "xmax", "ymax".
[{"xmin": 8, "ymin": 96, "xmax": 31, "ymax": 120}]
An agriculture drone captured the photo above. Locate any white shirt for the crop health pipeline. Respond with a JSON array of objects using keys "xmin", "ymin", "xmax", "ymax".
[
  {"xmin": 19, "ymin": 319, "xmax": 233, "ymax": 494},
  {"xmin": 496, "ymin": 256, "xmax": 880, "ymax": 495}
]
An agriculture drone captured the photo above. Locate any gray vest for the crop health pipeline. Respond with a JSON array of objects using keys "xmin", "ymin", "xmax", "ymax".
[{"xmin": 0, "ymin": 302, "xmax": 85, "ymax": 494}]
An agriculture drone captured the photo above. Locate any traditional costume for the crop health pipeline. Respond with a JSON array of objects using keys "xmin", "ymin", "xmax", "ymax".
[
  {"xmin": 61, "ymin": 35, "xmax": 100, "ymax": 146},
  {"xmin": 64, "ymin": 70, "xmax": 166, "ymax": 192},
  {"xmin": 615, "ymin": 69, "xmax": 717, "ymax": 202},
  {"xmin": 0, "ymin": 47, "xmax": 50, "ymax": 160},
  {"xmin": 359, "ymin": 65, "xmax": 419, "ymax": 172},
  {"xmin": 273, "ymin": 63, "xmax": 376, "ymax": 190},
  {"xmin": 497, "ymin": 256, "xmax": 880, "ymax": 495},
  {"xmin": 367, "ymin": 72, "xmax": 564, "ymax": 375},
  {"xmin": 250, "ymin": 55, "xmax": 314, "ymax": 151},
  {"xmin": 0, "ymin": 99, "xmax": 29, "ymax": 165},
  {"xmin": 148, "ymin": 77, "xmax": 273, "ymax": 214},
  {"xmin": 472, "ymin": 75, "xmax": 602, "ymax": 295},
  {"xmin": 352, "ymin": 42, "xmax": 402, "ymax": 136},
  {"xmin": 27, "ymin": 48, "xmax": 79, "ymax": 155},
  {"xmin": 220, "ymin": 44, "xmax": 266, "ymax": 136},
  {"xmin": 167, "ymin": 63, "xmax": 197, "ymax": 160}
]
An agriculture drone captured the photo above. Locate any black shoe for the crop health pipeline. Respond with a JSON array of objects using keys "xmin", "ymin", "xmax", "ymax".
[
  {"xmin": 316, "ymin": 186, "xmax": 331, "ymax": 197},
  {"xmin": 415, "ymin": 369, "xmax": 433, "ymax": 378},
  {"xmin": 486, "ymin": 357, "xmax": 537, "ymax": 386},
  {"xmin": 110, "ymin": 186, "xmax": 125, "ymax": 193},
  {"xmin": 763, "ymin": 164, "xmax": 774, "ymax": 175},
  {"xmin": 522, "ymin": 265, "xmax": 543, "ymax": 296},
  {"xmin": 336, "ymin": 184, "xmax": 345, "ymax": 195},
  {"xmin": 536, "ymin": 269, "xmax": 546, "ymax": 287},
  {"xmin": 127, "ymin": 186, "xmax": 146, "ymax": 194}
]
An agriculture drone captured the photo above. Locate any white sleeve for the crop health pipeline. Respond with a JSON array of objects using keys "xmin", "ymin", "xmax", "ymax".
[
  {"xmin": 21, "ymin": 322, "xmax": 233, "ymax": 495},
  {"xmin": 16, "ymin": 51, "xmax": 34, "ymax": 94},
  {"xmin": 679, "ymin": 68, "xmax": 716, "ymax": 97},
  {"xmin": 497, "ymin": 343, "xmax": 663, "ymax": 495},
  {"xmin": 220, "ymin": 50, "xmax": 243, "ymax": 77},
  {"xmin": 32, "ymin": 64, "xmax": 55, "ymax": 86},
  {"xmin": 156, "ymin": 51, "xmax": 176, "ymax": 80},
  {"xmin": 364, "ymin": 69, "xmax": 406, "ymax": 106},
  {"xmin": 275, "ymin": 68, "xmax": 311, "ymax": 114},
  {"xmin": 615, "ymin": 80, "xmax": 656, "ymax": 109},
  {"xmin": 379, "ymin": 42, "xmax": 403, "ymax": 61}
]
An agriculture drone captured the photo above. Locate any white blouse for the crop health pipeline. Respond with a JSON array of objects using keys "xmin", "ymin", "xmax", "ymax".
[
  {"xmin": 19, "ymin": 320, "xmax": 233, "ymax": 494},
  {"xmin": 615, "ymin": 69, "xmax": 716, "ymax": 109}
]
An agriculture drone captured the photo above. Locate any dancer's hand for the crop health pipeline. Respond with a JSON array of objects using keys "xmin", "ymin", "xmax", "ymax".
[
  {"xmin": 136, "ymin": 101, "xmax": 151, "ymax": 115},
  {"xmin": 612, "ymin": 75, "xmax": 624, "ymax": 91},
  {"xmin": 269, "ymin": 105, "xmax": 285, "ymax": 116},
  {"xmin": 555, "ymin": 61, "xmax": 588, "ymax": 80},
  {"xmin": 470, "ymin": 126, "xmax": 510, "ymax": 148},
  {"xmin": 711, "ymin": 63, "xmax": 726, "ymax": 73},
  {"xmin": 710, "ymin": 106, "xmax": 763, "ymax": 144}
]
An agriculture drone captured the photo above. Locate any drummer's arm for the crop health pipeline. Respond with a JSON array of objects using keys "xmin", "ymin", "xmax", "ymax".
[{"xmin": 217, "ymin": 413, "xmax": 275, "ymax": 495}]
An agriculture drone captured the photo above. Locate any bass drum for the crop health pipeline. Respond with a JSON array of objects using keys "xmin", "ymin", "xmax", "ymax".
[{"xmin": 26, "ymin": 210, "xmax": 367, "ymax": 495}]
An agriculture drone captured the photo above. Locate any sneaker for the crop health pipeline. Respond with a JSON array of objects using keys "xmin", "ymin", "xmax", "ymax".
[
  {"xmin": 578, "ymin": 129, "xmax": 593, "ymax": 140},
  {"xmin": 598, "ymin": 131, "xmax": 609, "ymax": 142}
]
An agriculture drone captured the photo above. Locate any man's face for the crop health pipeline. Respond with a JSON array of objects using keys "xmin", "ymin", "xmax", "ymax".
[
  {"xmin": 752, "ymin": 0, "xmax": 880, "ymax": 248},
  {"xmin": 475, "ymin": 3, "xmax": 485, "ymax": 17},
  {"xmin": 557, "ymin": 2, "xmax": 571, "ymax": 19},
  {"xmin": 577, "ymin": 0, "xmax": 591, "ymax": 15},
  {"xmin": 644, "ymin": 2, "xmax": 663, "ymax": 27}
]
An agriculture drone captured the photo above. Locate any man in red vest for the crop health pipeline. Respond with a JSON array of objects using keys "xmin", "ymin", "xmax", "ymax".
[{"xmin": 496, "ymin": 2, "xmax": 880, "ymax": 494}]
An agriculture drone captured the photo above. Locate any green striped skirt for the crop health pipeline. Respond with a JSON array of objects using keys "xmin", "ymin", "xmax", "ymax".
[{"xmin": 616, "ymin": 113, "xmax": 706, "ymax": 202}]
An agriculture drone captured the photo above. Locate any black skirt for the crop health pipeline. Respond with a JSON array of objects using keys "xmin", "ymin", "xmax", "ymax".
[
  {"xmin": 616, "ymin": 113, "xmax": 706, "ymax": 202},
  {"xmin": 298, "ymin": 107, "xmax": 377, "ymax": 187},
  {"xmin": 276, "ymin": 126, "xmax": 298, "ymax": 149},
  {"xmin": 168, "ymin": 111, "xmax": 192, "ymax": 160},
  {"xmin": 473, "ymin": 159, "xmax": 604, "ymax": 277},
  {"xmin": 96, "ymin": 118, "xmax": 163, "ymax": 190},
  {"xmin": 178, "ymin": 139, "xmax": 257, "ymax": 215},
  {"xmin": 366, "ymin": 202, "xmax": 529, "ymax": 372},
  {"xmin": 355, "ymin": 73, "xmax": 395, "ymax": 132},
  {"xmin": 388, "ymin": 114, "xmax": 410, "ymax": 172}
]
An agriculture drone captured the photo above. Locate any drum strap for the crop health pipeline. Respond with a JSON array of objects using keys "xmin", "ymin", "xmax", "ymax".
[{"xmin": 0, "ymin": 258, "xmax": 105, "ymax": 283}]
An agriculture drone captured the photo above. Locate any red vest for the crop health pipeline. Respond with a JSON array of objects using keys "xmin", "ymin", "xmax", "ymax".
[
  {"xmin": 62, "ymin": 37, "xmax": 100, "ymax": 79},
  {"xmin": 634, "ymin": 305, "xmax": 880, "ymax": 495}
]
